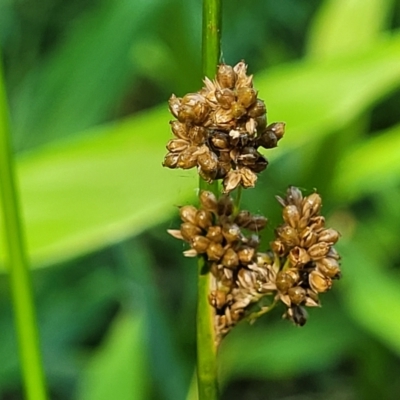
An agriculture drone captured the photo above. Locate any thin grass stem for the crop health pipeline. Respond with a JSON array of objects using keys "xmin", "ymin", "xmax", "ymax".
[
  {"xmin": 196, "ymin": 0, "xmax": 221, "ymax": 399},
  {"xmin": 0, "ymin": 59, "xmax": 48, "ymax": 400}
]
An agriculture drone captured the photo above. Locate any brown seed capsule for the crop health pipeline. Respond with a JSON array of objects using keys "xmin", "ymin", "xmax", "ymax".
[
  {"xmin": 240, "ymin": 167, "xmax": 257, "ymax": 188},
  {"xmin": 177, "ymin": 146, "xmax": 198, "ymax": 169},
  {"xmin": 162, "ymin": 152, "xmax": 179, "ymax": 168},
  {"xmin": 267, "ymin": 122, "xmax": 285, "ymax": 140},
  {"xmin": 231, "ymin": 102, "xmax": 247, "ymax": 119},
  {"xmin": 222, "ymin": 223, "xmax": 242, "ymax": 243},
  {"xmin": 195, "ymin": 210, "xmax": 213, "ymax": 230},
  {"xmin": 217, "ymin": 195, "xmax": 234, "ymax": 216},
  {"xmin": 318, "ymin": 228, "xmax": 340, "ymax": 245},
  {"xmin": 179, "ymin": 93, "xmax": 209, "ymax": 124},
  {"xmin": 277, "ymin": 225, "xmax": 300, "ymax": 247},
  {"xmin": 170, "ymin": 120, "xmax": 189, "ymax": 140},
  {"xmin": 209, "ymin": 290, "xmax": 228, "ymax": 309},
  {"xmin": 288, "ymin": 286, "xmax": 307, "ymax": 305},
  {"xmin": 223, "ymin": 170, "xmax": 242, "ymax": 193},
  {"xmin": 283, "ymin": 205, "xmax": 300, "ymax": 228},
  {"xmin": 307, "ymin": 242, "xmax": 330, "ymax": 260},
  {"xmin": 217, "ymin": 64, "xmax": 236, "ymax": 89},
  {"xmin": 211, "ymin": 131, "xmax": 230, "ymax": 149},
  {"xmin": 271, "ymin": 239, "xmax": 286, "ymax": 256},
  {"xmin": 309, "ymin": 270, "xmax": 332, "ymax": 293},
  {"xmin": 189, "ymin": 125, "xmax": 208, "ymax": 145},
  {"xmin": 199, "ymin": 191, "xmax": 218, "ymax": 213},
  {"xmin": 246, "ymin": 215, "xmax": 268, "ymax": 231},
  {"xmin": 207, "ymin": 242, "xmax": 225, "ymax": 261},
  {"xmin": 286, "ymin": 305, "xmax": 308, "ymax": 326},
  {"xmin": 276, "ymin": 270, "xmax": 296, "ymax": 293},
  {"xmin": 190, "ymin": 235, "xmax": 210, "ymax": 253},
  {"xmin": 327, "ymin": 247, "xmax": 341, "ymax": 260},
  {"xmin": 300, "ymin": 227, "xmax": 318, "ymax": 248},
  {"xmin": 166, "ymin": 138, "xmax": 188, "ymax": 153},
  {"xmin": 180, "ymin": 222, "xmax": 202, "ymax": 241},
  {"xmin": 237, "ymin": 246, "xmax": 255, "ymax": 264},
  {"xmin": 257, "ymin": 130, "xmax": 278, "ymax": 149},
  {"xmin": 206, "ymin": 226, "xmax": 223, "ymax": 243},
  {"xmin": 168, "ymin": 94, "xmax": 181, "ymax": 118},
  {"xmin": 316, "ymin": 257, "xmax": 341, "ymax": 279},
  {"xmin": 286, "ymin": 186, "xmax": 303, "ymax": 208},
  {"xmin": 255, "ymin": 115, "xmax": 267, "ymax": 133},
  {"xmin": 234, "ymin": 210, "xmax": 252, "ymax": 228},
  {"xmin": 289, "ymin": 246, "xmax": 311, "ymax": 268},
  {"xmin": 215, "ymin": 88, "xmax": 236, "ymax": 109},
  {"xmin": 302, "ymin": 193, "xmax": 322, "ymax": 219},
  {"xmin": 197, "ymin": 150, "xmax": 218, "ymax": 174},
  {"xmin": 236, "ymin": 87, "xmax": 257, "ymax": 108},
  {"xmin": 222, "ymin": 248, "xmax": 239, "ymax": 269},
  {"xmin": 248, "ymin": 99, "xmax": 266, "ymax": 118},
  {"xmin": 179, "ymin": 205, "xmax": 197, "ymax": 225},
  {"xmin": 308, "ymin": 216, "xmax": 326, "ymax": 232}
]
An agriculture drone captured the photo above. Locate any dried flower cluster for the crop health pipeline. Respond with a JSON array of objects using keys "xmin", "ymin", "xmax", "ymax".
[
  {"xmin": 168, "ymin": 187, "xmax": 341, "ymax": 343},
  {"xmin": 163, "ymin": 61, "xmax": 285, "ymax": 192}
]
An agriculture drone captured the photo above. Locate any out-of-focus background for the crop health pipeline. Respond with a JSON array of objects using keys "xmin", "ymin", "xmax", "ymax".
[{"xmin": 1, "ymin": 0, "xmax": 400, "ymax": 399}]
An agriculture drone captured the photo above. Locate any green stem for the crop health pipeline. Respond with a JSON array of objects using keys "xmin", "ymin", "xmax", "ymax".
[
  {"xmin": 0, "ymin": 59, "xmax": 48, "ymax": 400},
  {"xmin": 196, "ymin": 1, "xmax": 221, "ymax": 399}
]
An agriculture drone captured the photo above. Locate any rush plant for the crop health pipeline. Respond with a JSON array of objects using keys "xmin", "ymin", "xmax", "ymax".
[{"xmin": 163, "ymin": 1, "xmax": 341, "ymax": 399}]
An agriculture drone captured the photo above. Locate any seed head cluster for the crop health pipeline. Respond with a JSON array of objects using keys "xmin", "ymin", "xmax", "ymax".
[
  {"xmin": 163, "ymin": 61, "xmax": 285, "ymax": 193},
  {"xmin": 168, "ymin": 187, "xmax": 341, "ymax": 343}
]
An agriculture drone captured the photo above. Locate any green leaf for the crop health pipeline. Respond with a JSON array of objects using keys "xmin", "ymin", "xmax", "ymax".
[
  {"xmin": 307, "ymin": 0, "xmax": 395, "ymax": 59},
  {"xmin": 339, "ymin": 238, "xmax": 400, "ymax": 356},
  {"xmin": 2, "ymin": 33, "xmax": 400, "ymax": 270},
  {"xmin": 75, "ymin": 310, "xmax": 149, "ymax": 400},
  {"xmin": 219, "ymin": 300, "xmax": 358, "ymax": 382},
  {"xmin": 332, "ymin": 124, "xmax": 400, "ymax": 202}
]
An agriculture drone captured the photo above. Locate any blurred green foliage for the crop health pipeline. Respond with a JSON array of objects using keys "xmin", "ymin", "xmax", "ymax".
[{"xmin": 1, "ymin": 0, "xmax": 400, "ymax": 399}]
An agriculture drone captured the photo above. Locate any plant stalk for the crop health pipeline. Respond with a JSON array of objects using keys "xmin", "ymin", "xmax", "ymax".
[
  {"xmin": 197, "ymin": 0, "xmax": 221, "ymax": 399},
  {"xmin": 0, "ymin": 60, "xmax": 48, "ymax": 400}
]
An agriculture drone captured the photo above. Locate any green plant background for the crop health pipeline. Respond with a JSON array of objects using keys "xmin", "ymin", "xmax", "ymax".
[{"xmin": 1, "ymin": 0, "xmax": 400, "ymax": 398}]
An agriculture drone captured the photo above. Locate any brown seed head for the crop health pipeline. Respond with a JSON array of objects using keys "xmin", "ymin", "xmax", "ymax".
[{"xmin": 309, "ymin": 270, "xmax": 332, "ymax": 293}]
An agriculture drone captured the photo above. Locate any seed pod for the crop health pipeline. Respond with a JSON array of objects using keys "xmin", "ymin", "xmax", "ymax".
[
  {"xmin": 177, "ymin": 146, "xmax": 198, "ymax": 169},
  {"xmin": 248, "ymin": 99, "xmax": 266, "ymax": 118},
  {"xmin": 283, "ymin": 205, "xmax": 300, "ymax": 228},
  {"xmin": 277, "ymin": 225, "xmax": 299, "ymax": 247},
  {"xmin": 231, "ymin": 102, "xmax": 247, "ymax": 119},
  {"xmin": 286, "ymin": 186, "xmax": 303, "ymax": 208},
  {"xmin": 247, "ymin": 234, "xmax": 261, "ymax": 248},
  {"xmin": 286, "ymin": 305, "xmax": 308, "ymax": 326},
  {"xmin": 199, "ymin": 191, "xmax": 218, "ymax": 213},
  {"xmin": 271, "ymin": 239, "xmax": 286, "ymax": 256},
  {"xmin": 217, "ymin": 195, "xmax": 234, "ymax": 216},
  {"xmin": 189, "ymin": 126, "xmax": 208, "ymax": 145},
  {"xmin": 276, "ymin": 270, "xmax": 296, "ymax": 293},
  {"xmin": 179, "ymin": 205, "xmax": 197, "ymax": 224},
  {"xmin": 222, "ymin": 248, "xmax": 239, "ymax": 269},
  {"xmin": 309, "ymin": 270, "xmax": 332, "ymax": 293},
  {"xmin": 255, "ymin": 115, "xmax": 267, "ymax": 133},
  {"xmin": 209, "ymin": 290, "xmax": 228, "ymax": 309},
  {"xmin": 180, "ymin": 222, "xmax": 202, "ymax": 241},
  {"xmin": 211, "ymin": 131, "xmax": 230, "ymax": 149},
  {"xmin": 217, "ymin": 64, "xmax": 236, "ymax": 88},
  {"xmin": 240, "ymin": 168, "xmax": 257, "ymax": 188},
  {"xmin": 168, "ymin": 94, "xmax": 181, "ymax": 118},
  {"xmin": 223, "ymin": 170, "xmax": 242, "ymax": 193},
  {"xmin": 222, "ymin": 223, "xmax": 242, "ymax": 243},
  {"xmin": 246, "ymin": 215, "xmax": 268, "ymax": 231},
  {"xmin": 234, "ymin": 210, "xmax": 252, "ymax": 228},
  {"xmin": 195, "ymin": 210, "xmax": 213, "ymax": 230},
  {"xmin": 316, "ymin": 257, "xmax": 341, "ymax": 279},
  {"xmin": 289, "ymin": 246, "xmax": 311, "ymax": 268},
  {"xmin": 207, "ymin": 242, "xmax": 225, "ymax": 261},
  {"xmin": 206, "ymin": 226, "xmax": 223, "ymax": 243},
  {"xmin": 170, "ymin": 120, "xmax": 188, "ymax": 140},
  {"xmin": 327, "ymin": 247, "xmax": 341, "ymax": 260},
  {"xmin": 166, "ymin": 138, "xmax": 188, "ymax": 153},
  {"xmin": 288, "ymin": 286, "xmax": 307, "ymax": 305},
  {"xmin": 237, "ymin": 246, "xmax": 255, "ymax": 264},
  {"xmin": 267, "ymin": 122, "xmax": 285, "ymax": 140},
  {"xmin": 308, "ymin": 216, "xmax": 325, "ymax": 232},
  {"xmin": 318, "ymin": 228, "xmax": 340, "ymax": 245},
  {"xmin": 215, "ymin": 88, "xmax": 236, "ymax": 109},
  {"xmin": 257, "ymin": 130, "xmax": 278, "ymax": 149},
  {"xmin": 162, "ymin": 152, "xmax": 179, "ymax": 168},
  {"xmin": 307, "ymin": 242, "xmax": 330, "ymax": 260},
  {"xmin": 302, "ymin": 193, "xmax": 322, "ymax": 219},
  {"xmin": 197, "ymin": 150, "xmax": 218, "ymax": 174},
  {"xmin": 179, "ymin": 93, "xmax": 209, "ymax": 124},
  {"xmin": 236, "ymin": 87, "xmax": 257, "ymax": 108},
  {"xmin": 191, "ymin": 235, "xmax": 210, "ymax": 253},
  {"xmin": 300, "ymin": 227, "xmax": 318, "ymax": 248}
]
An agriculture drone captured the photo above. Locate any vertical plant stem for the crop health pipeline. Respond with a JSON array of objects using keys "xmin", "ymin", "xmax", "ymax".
[
  {"xmin": 197, "ymin": 1, "xmax": 221, "ymax": 399},
  {"xmin": 0, "ymin": 60, "xmax": 48, "ymax": 400}
]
